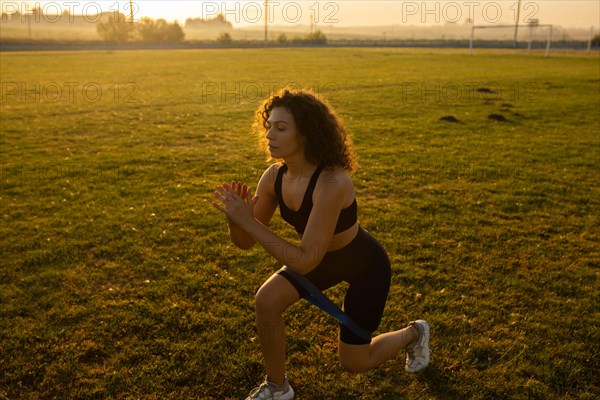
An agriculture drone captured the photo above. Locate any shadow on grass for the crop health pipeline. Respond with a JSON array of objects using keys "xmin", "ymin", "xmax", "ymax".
[{"xmin": 417, "ymin": 364, "xmax": 464, "ymax": 400}]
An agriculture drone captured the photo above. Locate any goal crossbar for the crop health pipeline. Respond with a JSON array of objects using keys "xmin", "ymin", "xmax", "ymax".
[{"xmin": 469, "ymin": 24, "xmax": 554, "ymax": 56}]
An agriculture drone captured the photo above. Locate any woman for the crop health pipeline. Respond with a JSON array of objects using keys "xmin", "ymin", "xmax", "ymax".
[{"xmin": 212, "ymin": 88, "xmax": 430, "ymax": 400}]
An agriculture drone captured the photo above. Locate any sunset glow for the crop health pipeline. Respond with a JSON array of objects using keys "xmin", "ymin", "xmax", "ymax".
[{"xmin": 2, "ymin": 0, "xmax": 599, "ymax": 28}]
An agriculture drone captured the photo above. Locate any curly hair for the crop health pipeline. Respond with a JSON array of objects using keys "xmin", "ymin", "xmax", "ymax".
[{"xmin": 253, "ymin": 88, "xmax": 358, "ymax": 173}]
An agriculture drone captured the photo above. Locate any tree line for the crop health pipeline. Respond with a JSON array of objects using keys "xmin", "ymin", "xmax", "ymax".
[{"xmin": 97, "ymin": 13, "xmax": 184, "ymax": 43}]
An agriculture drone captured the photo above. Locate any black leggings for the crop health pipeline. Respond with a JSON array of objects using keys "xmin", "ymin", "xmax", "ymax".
[{"xmin": 278, "ymin": 226, "xmax": 391, "ymax": 345}]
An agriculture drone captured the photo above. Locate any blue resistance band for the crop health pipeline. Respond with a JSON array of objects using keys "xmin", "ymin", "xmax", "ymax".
[{"xmin": 282, "ymin": 266, "xmax": 372, "ymax": 342}]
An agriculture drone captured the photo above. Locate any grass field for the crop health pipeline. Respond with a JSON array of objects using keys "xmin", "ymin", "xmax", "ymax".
[{"xmin": 1, "ymin": 48, "xmax": 599, "ymax": 399}]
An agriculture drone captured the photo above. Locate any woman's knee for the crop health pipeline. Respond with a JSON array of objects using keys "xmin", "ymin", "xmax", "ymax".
[
  {"xmin": 339, "ymin": 356, "xmax": 370, "ymax": 373},
  {"xmin": 255, "ymin": 284, "xmax": 276, "ymax": 314},
  {"xmin": 338, "ymin": 342, "xmax": 371, "ymax": 373},
  {"xmin": 255, "ymin": 274, "xmax": 299, "ymax": 315}
]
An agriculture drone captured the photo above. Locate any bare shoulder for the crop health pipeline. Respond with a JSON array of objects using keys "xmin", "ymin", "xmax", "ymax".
[
  {"xmin": 316, "ymin": 166, "xmax": 355, "ymax": 197},
  {"xmin": 252, "ymin": 163, "xmax": 280, "ymax": 224},
  {"xmin": 256, "ymin": 163, "xmax": 280, "ymax": 195}
]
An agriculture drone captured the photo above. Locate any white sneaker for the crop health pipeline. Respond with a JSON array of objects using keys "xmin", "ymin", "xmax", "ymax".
[
  {"xmin": 405, "ymin": 320, "xmax": 430, "ymax": 372},
  {"xmin": 246, "ymin": 375, "xmax": 295, "ymax": 400}
]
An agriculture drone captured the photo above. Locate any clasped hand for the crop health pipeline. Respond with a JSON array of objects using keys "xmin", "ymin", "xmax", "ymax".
[{"xmin": 212, "ymin": 181, "xmax": 259, "ymax": 229}]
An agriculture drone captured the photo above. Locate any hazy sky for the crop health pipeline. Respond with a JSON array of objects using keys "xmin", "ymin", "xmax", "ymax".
[{"xmin": 4, "ymin": 1, "xmax": 600, "ymax": 28}]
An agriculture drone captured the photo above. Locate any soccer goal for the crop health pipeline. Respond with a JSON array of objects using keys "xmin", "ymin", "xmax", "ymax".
[{"xmin": 469, "ymin": 21, "xmax": 554, "ymax": 56}]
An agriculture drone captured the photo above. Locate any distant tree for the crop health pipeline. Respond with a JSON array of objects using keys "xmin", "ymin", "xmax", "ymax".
[
  {"xmin": 307, "ymin": 30, "xmax": 327, "ymax": 44},
  {"xmin": 96, "ymin": 13, "xmax": 133, "ymax": 43},
  {"xmin": 592, "ymin": 34, "xmax": 600, "ymax": 47},
  {"xmin": 11, "ymin": 10, "xmax": 21, "ymax": 21},
  {"xmin": 136, "ymin": 17, "xmax": 162, "ymax": 42},
  {"xmin": 292, "ymin": 30, "xmax": 327, "ymax": 45},
  {"xmin": 136, "ymin": 17, "xmax": 184, "ymax": 43},
  {"xmin": 217, "ymin": 32, "xmax": 232, "ymax": 44},
  {"xmin": 277, "ymin": 33, "xmax": 288, "ymax": 43},
  {"xmin": 185, "ymin": 14, "xmax": 233, "ymax": 32},
  {"xmin": 165, "ymin": 21, "xmax": 185, "ymax": 42}
]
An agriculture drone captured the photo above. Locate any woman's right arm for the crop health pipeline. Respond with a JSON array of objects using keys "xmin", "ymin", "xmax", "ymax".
[{"xmin": 227, "ymin": 164, "xmax": 279, "ymax": 249}]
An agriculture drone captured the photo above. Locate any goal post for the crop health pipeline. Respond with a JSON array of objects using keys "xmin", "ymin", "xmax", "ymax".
[{"xmin": 469, "ymin": 23, "xmax": 553, "ymax": 57}]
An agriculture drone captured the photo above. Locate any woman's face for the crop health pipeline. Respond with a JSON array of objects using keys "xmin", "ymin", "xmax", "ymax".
[{"xmin": 265, "ymin": 107, "xmax": 303, "ymax": 160}]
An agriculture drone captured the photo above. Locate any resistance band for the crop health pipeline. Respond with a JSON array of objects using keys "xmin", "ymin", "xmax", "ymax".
[{"xmin": 282, "ymin": 266, "xmax": 372, "ymax": 342}]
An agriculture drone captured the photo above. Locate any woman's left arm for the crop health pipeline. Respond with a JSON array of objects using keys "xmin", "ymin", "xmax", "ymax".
[{"xmin": 213, "ymin": 173, "xmax": 348, "ymax": 274}]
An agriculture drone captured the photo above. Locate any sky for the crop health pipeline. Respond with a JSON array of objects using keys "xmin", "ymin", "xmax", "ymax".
[{"xmin": 3, "ymin": 1, "xmax": 600, "ymax": 28}]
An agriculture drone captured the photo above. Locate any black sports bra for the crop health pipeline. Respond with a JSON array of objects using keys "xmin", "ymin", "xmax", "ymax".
[{"xmin": 274, "ymin": 164, "xmax": 358, "ymax": 235}]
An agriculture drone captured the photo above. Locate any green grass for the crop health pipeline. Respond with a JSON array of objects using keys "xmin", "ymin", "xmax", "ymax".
[{"xmin": 1, "ymin": 48, "xmax": 599, "ymax": 399}]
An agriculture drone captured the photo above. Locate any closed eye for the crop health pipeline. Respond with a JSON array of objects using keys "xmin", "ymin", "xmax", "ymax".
[{"xmin": 268, "ymin": 120, "xmax": 288, "ymax": 130}]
